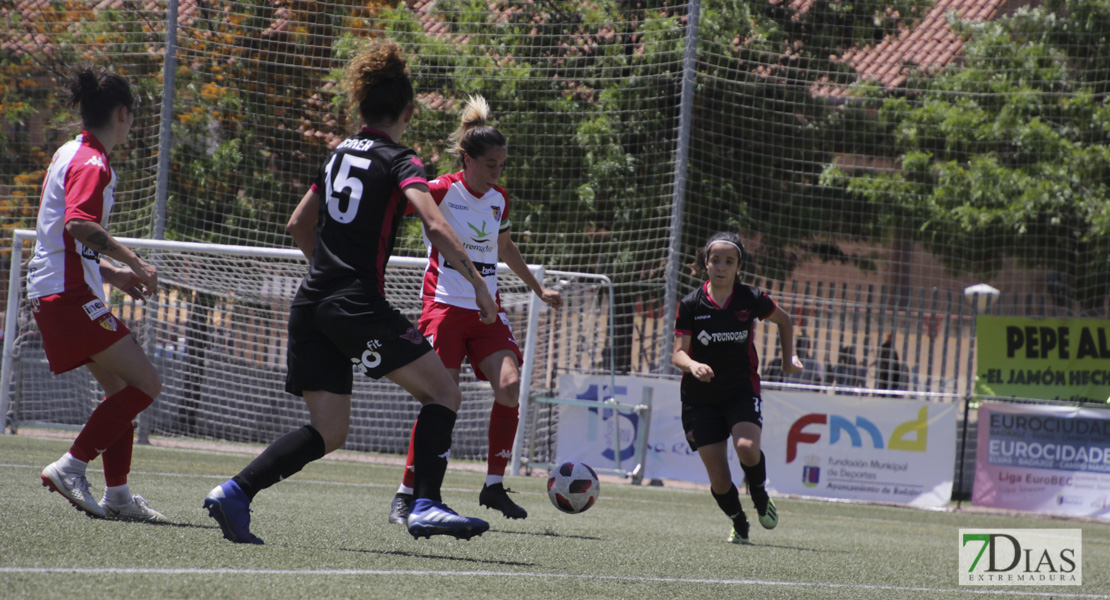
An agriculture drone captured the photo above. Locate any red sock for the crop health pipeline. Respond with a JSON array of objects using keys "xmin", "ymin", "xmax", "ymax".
[
  {"xmin": 70, "ymin": 387, "xmax": 152, "ymax": 463},
  {"xmin": 401, "ymin": 420, "xmax": 417, "ymax": 490},
  {"xmin": 487, "ymin": 402, "xmax": 519, "ymax": 477},
  {"xmin": 101, "ymin": 422, "xmax": 135, "ymax": 487}
]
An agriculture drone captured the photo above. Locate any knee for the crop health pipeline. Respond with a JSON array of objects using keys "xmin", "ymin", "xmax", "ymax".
[
  {"xmin": 426, "ymin": 385, "xmax": 462, "ymax": 412},
  {"xmin": 142, "ymin": 377, "xmax": 162, "ymax": 400},
  {"xmin": 315, "ymin": 422, "xmax": 349, "ymax": 453},
  {"xmin": 734, "ymin": 442, "xmax": 759, "ymax": 465},
  {"xmin": 131, "ymin": 363, "xmax": 162, "ymax": 399},
  {"xmin": 736, "ymin": 448, "xmax": 760, "ymax": 467},
  {"xmin": 494, "ymin": 381, "xmax": 519, "ymax": 407}
]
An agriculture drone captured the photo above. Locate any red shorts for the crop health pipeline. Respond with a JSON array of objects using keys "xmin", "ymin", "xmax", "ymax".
[
  {"xmin": 417, "ymin": 301, "xmax": 522, "ymax": 381},
  {"xmin": 31, "ymin": 291, "xmax": 131, "ymax": 374}
]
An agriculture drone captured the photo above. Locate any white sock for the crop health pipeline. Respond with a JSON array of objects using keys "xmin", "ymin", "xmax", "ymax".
[
  {"xmin": 55, "ymin": 452, "xmax": 87, "ymax": 476},
  {"xmin": 104, "ymin": 484, "xmax": 132, "ymax": 506},
  {"xmin": 397, "ymin": 484, "xmax": 414, "ymax": 496},
  {"xmin": 485, "ymin": 475, "xmax": 504, "ymax": 487}
]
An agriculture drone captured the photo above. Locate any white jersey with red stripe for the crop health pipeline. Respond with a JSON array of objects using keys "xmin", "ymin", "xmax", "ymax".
[
  {"xmin": 420, "ymin": 171, "xmax": 510, "ymax": 310},
  {"xmin": 27, "ymin": 132, "xmax": 117, "ymax": 301}
]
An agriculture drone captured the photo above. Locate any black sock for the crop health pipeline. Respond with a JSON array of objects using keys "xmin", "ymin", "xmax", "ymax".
[
  {"xmin": 740, "ymin": 451, "xmax": 767, "ymax": 489},
  {"xmin": 711, "ymin": 483, "xmax": 744, "ymax": 519},
  {"xmin": 412, "ymin": 403, "xmax": 457, "ymax": 503},
  {"xmin": 233, "ymin": 425, "xmax": 326, "ymax": 500}
]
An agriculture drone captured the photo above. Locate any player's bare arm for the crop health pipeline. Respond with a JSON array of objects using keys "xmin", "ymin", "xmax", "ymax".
[
  {"xmin": 406, "ymin": 185, "xmax": 498, "ymax": 324},
  {"xmin": 765, "ymin": 305, "xmax": 803, "ymax": 374},
  {"xmin": 497, "ymin": 231, "xmax": 562, "ymax": 309},
  {"xmin": 672, "ymin": 334, "xmax": 714, "ymax": 381},
  {"xmin": 65, "ymin": 218, "xmax": 157, "ymax": 295},
  {"xmin": 287, "ymin": 189, "xmax": 320, "ymax": 260}
]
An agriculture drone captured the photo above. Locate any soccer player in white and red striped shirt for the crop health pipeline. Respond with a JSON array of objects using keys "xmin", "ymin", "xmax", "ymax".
[
  {"xmin": 33, "ymin": 68, "xmax": 166, "ymax": 523},
  {"xmin": 389, "ymin": 96, "xmax": 562, "ymax": 523}
]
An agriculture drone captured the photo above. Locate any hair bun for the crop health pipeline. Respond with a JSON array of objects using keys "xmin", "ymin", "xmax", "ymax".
[{"xmin": 68, "ymin": 68, "xmax": 100, "ymax": 107}]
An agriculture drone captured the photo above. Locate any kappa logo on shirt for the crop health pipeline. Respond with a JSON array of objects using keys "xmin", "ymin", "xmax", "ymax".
[
  {"xmin": 82, "ymin": 299, "xmax": 109, "ymax": 320},
  {"xmin": 85, "ymin": 156, "xmax": 106, "ymax": 170}
]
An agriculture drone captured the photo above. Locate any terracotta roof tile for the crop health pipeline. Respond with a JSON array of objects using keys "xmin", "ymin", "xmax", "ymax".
[{"xmin": 821, "ymin": 0, "xmax": 1007, "ymax": 96}]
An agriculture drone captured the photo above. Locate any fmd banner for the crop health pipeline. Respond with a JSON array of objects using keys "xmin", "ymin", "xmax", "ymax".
[
  {"xmin": 761, "ymin": 391, "xmax": 957, "ymax": 507},
  {"xmin": 975, "ymin": 316, "xmax": 1110, "ymax": 403},
  {"xmin": 972, "ymin": 402, "xmax": 1110, "ymax": 518},
  {"xmin": 553, "ymin": 376, "xmax": 957, "ymax": 508}
]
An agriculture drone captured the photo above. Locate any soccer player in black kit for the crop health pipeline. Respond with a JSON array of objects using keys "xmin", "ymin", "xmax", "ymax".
[
  {"xmin": 672, "ymin": 232, "xmax": 804, "ymax": 544},
  {"xmin": 203, "ymin": 41, "xmax": 499, "ymax": 543}
]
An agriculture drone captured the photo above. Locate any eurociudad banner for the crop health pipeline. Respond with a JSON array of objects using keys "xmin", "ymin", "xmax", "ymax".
[
  {"xmin": 972, "ymin": 402, "xmax": 1110, "ymax": 518},
  {"xmin": 975, "ymin": 315, "xmax": 1110, "ymax": 403},
  {"xmin": 553, "ymin": 374, "xmax": 956, "ymax": 507}
]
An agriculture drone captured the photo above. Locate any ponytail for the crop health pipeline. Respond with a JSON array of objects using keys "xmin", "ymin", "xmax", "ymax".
[{"xmin": 448, "ymin": 95, "xmax": 506, "ymax": 165}]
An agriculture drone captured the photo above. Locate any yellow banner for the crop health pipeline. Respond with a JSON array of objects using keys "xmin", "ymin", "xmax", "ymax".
[{"xmin": 975, "ymin": 316, "xmax": 1110, "ymax": 403}]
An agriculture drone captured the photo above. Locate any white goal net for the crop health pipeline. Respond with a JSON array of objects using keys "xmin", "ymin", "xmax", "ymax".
[{"xmin": 2, "ymin": 230, "xmax": 613, "ymax": 467}]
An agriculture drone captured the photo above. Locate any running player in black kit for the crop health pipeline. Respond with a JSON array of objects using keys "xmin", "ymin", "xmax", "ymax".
[
  {"xmin": 203, "ymin": 41, "xmax": 498, "ymax": 543},
  {"xmin": 672, "ymin": 232, "xmax": 803, "ymax": 544}
]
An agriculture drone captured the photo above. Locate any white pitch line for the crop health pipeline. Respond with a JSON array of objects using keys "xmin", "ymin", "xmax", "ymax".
[{"xmin": 0, "ymin": 567, "xmax": 1106, "ymax": 598}]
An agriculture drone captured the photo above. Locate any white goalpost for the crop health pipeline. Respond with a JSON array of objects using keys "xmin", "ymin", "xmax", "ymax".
[{"xmin": 1, "ymin": 229, "xmax": 636, "ymax": 475}]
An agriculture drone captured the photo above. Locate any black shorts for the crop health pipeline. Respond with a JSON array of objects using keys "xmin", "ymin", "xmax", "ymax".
[
  {"xmin": 680, "ymin": 390, "xmax": 763, "ymax": 451},
  {"xmin": 285, "ymin": 293, "xmax": 432, "ymax": 396}
]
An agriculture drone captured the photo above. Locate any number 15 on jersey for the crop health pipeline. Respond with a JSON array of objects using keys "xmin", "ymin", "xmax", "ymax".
[{"xmin": 324, "ymin": 153, "xmax": 371, "ymax": 224}]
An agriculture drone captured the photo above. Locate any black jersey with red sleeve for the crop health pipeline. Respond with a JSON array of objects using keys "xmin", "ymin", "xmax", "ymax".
[
  {"xmin": 294, "ymin": 128, "xmax": 428, "ymax": 305},
  {"xmin": 675, "ymin": 281, "xmax": 776, "ymax": 401}
]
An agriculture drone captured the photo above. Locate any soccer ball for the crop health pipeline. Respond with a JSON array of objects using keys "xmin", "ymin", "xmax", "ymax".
[{"xmin": 547, "ymin": 461, "xmax": 600, "ymax": 514}]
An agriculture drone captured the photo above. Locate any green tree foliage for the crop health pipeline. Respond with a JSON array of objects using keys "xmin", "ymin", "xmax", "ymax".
[
  {"xmin": 823, "ymin": 0, "xmax": 1110, "ymax": 313},
  {"xmin": 688, "ymin": 0, "xmax": 931, "ymax": 282},
  {"xmin": 0, "ymin": 2, "xmax": 164, "ymax": 240},
  {"xmin": 166, "ymin": 0, "xmax": 387, "ymax": 245},
  {"xmin": 376, "ymin": 0, "xmax": 688, "ymax": 369}
]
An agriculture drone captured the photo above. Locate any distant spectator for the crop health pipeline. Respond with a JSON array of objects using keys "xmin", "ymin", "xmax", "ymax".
[
  {"xmin": 777, "ymin": 333, "xmax": 823, "ymax": 386},
  {"xmin": 876, "ymin": 334, "xmax": 906, "ymax": 393},
  {"xmin": 832, "ymin": 345, "xmax": 864, "ymax": 390},
  {"xmin": 764, "ymin": 355, "xmax": 783, "ymax": 383}
]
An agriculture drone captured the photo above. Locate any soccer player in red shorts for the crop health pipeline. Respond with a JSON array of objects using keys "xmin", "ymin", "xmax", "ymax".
[
  {"xmin": 32, "ymin": 68, "xmax": 166, "ymax": 522},
  {"xmin": 389, "ymin": 96, "xmax": 562, "ymax": 523}
]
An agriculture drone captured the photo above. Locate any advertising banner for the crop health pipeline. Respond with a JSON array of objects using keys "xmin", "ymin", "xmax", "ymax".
[
  {"xmin": 975, "ymin": 316, "xmax": 1110, "ymax": 403},
  {"xmin": 554, "ymin": 375, "xmax": 957, "ymax": 508},
  {"xmin": 972, "ymin": 402, "xmax": 1110, "ymax": 518},
  {"xmin": 761, "ymin": 391, "xmax": 957, "ymax": 507},
  {"xmin": 554, "ymin": 374, "xmax": 741, "ymax": 485}
]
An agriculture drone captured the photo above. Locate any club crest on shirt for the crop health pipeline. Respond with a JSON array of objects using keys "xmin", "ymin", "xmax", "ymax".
[
  {"xmin": 82, "ymin": 299, "xmax": 109, "ymax": 320},
  {"xmin": 98, "ymin": 316, "xmax": 119, "ymax": 332},
  {"xmin": 491, "ymin": 206, "xmax": 501, "ymax": 222}
]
